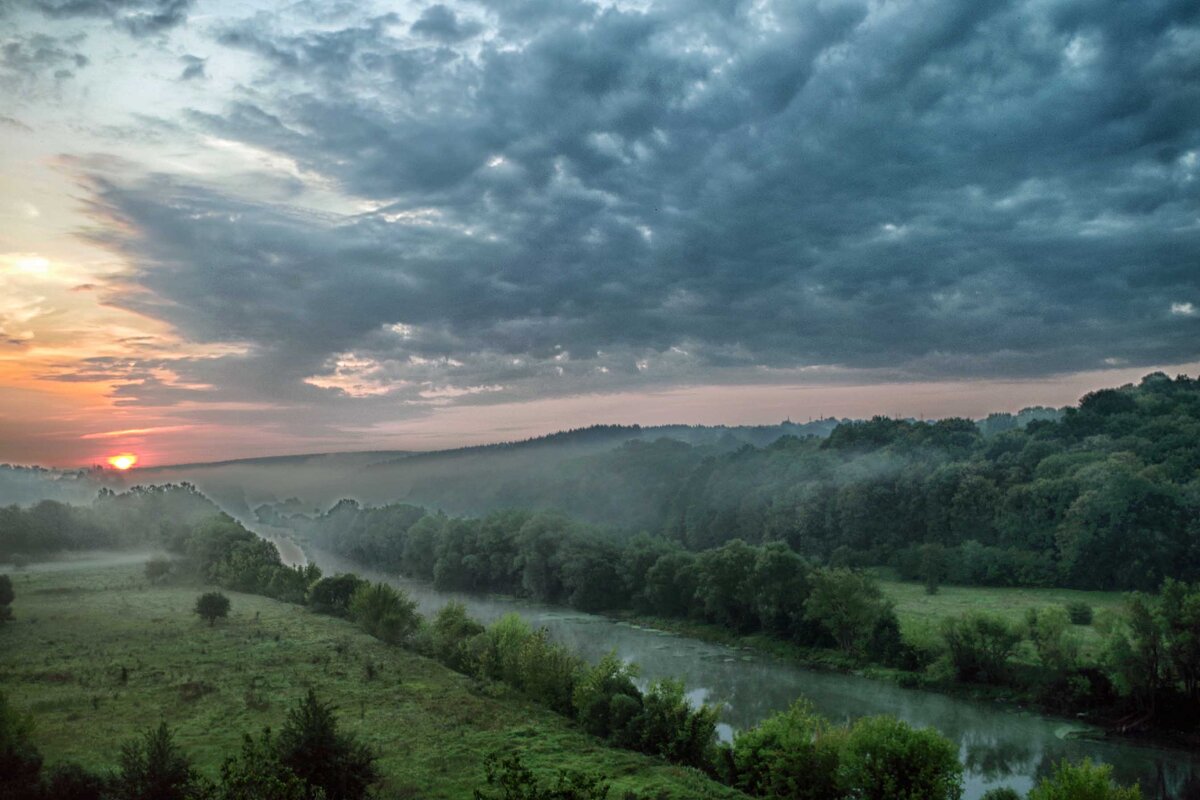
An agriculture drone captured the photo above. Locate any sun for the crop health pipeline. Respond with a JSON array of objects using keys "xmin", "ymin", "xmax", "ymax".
[{"xmin": 107, "ymin": 453, "xmax": 138, "ymax": 470}]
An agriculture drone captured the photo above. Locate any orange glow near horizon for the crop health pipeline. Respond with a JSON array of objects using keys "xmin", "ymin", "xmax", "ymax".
[{"xmin": 107, "ymin": 453, "xmax": 138, "ymax": 470}]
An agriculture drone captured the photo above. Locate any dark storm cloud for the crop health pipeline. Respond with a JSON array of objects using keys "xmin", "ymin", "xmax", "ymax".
[
  {"xmin": 410, "ymin": 5, "xmax": 483, "ymax": 43},
  {"xmin": 78, "ymin": 0, "xmax": 1200, "ymax": 410},
  {"xmin": 19, "ymin": 0, "xmax": 193, "ymax": 36},
  {"xmin": 178, "ymin": 54, "xmax": 205, "ymax": 81}
]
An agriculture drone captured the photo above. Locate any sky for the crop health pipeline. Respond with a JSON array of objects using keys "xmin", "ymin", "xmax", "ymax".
[{"xmin": 0, "ymin": 0, "xmax": 1198, "ymax": 468}]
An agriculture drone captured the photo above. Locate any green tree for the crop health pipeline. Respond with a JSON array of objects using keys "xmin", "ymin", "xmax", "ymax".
[
  {"xmin": 0, "ymin": 690, "xmax": 43, "ymax": 800},
  {"xmin": 0, "ymin": 574, "xmax": 13, "ymax": 623},
  {"xmin": 729, "ymin": 699, "xmax": 843, "ymax": 800},
  {"xmin": 430, "ymin": 601, "xmax": 486, "ymax": 673},
  {"xmin": 838, "ymin": 716, "xmax": 962, "ymax": 800},
  {"xmin": 572, "ymin": 652, "xmax": 641, "ymax": 739},
  {"xmin": 941, "ymin": 612, "xmax": 1022, "ymax": 684},
  {"xmin": 1028, "ymin": 759, "xmax": 1141, "ymax": 800},
  {"xmin": 195, "ymin": 591, "xmax": 231, "ymax": 626},
  {"xmin": 805, "ymin": 569, "xmax": 889, "ymax": 655},
  {"xmin": 276, "ymin": 690, "xmax": 378, "ymax": 800},
  {"xmin": 217, "ymin": 729, "xmax": 307, "ymax": 800},
  {"xmin": 347, "ymin": 582, "xmax": 420, "ymax": 645},
  {"xmin": 307, "ymin": 574, "xmax": 365, "ymax": 617},
  {"xmin": 145, "ymin": 557, "xmax": 173, "ymax": 584},
  {"xmin": 110, "ymin": 722, "xmax": 209, "ymax": 800},
  {"xmin": 1026, "ymin": 607, "xmax": 1080, "ymax": 674}
]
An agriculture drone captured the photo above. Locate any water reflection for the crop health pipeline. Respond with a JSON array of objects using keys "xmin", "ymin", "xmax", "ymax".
[{"xmin": 301, "ymin": 546, "xmax": 1200, "ymax": 800}]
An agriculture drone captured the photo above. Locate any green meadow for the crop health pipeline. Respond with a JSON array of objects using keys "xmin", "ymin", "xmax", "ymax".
[{"xmin": 0, "ymin": 557, "xmax": 744, "ymax": 800}]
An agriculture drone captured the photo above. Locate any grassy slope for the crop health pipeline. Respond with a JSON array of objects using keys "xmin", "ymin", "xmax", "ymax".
[{"xmin": 0, "ymin": 559, "xmax": 744, "ymax": 800}]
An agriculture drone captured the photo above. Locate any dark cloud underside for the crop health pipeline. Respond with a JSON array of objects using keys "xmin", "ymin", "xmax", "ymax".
[{"xmin": 70, "ymin": 0, "xmax": 1200, "ymax": 411}]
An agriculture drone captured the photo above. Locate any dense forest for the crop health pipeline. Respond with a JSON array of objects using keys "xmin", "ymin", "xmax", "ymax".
[{"xmin": 274, "ymin": 374, "xmax": 1200, "ymax": 592}]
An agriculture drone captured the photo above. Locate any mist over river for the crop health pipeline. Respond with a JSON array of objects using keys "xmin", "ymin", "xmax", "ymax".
[{"xmin": 254, "ymin": 526, "xmax": 1199, "ymax": 800}]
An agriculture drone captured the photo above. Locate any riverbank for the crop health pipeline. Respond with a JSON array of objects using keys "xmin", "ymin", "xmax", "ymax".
[{"xmin": 0, "ymin": 558, "xmax": 745, "ymax": 800}]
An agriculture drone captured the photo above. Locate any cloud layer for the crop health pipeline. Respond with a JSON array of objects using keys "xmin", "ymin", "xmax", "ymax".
[{"xmin": 3, "ymin": 0, "xmax": 1199, "ymax": 447}]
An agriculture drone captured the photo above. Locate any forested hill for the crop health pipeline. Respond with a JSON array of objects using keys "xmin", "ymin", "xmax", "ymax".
[{"xmin": 275, "ymin": 373, "xmax": 1199, "ymax": 591}]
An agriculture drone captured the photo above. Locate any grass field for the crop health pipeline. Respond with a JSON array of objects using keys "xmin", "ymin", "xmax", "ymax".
[
  {"xmin": 0, "ymin": 557, "xmax": 745, "ymax": 800},
  {"xmin": 879, "ymin": 578, "xmax": 1127, "ymax": 661}
]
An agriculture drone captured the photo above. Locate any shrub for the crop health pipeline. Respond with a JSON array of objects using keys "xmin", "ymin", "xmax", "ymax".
[
  {"xmin": 195, "ymin": 592, "xmax": 231, "ymax": 626},
  {"xmin": 430, "ymin": 601, "xmax": 486, "ymax": 673},
  {"xmin": 1028, "ymin": 759, "xmax": 1141, "ymax": 800},
  {"xmin": 1026, "ymin": 607, "xmax": 1080, "ymax": 673},
  {"xmin": 110, "ymin": 722, "xmax": 209, "ymax": 800},
  {"xmin": 572, "ymin": 652, "xmax": 641, "ymax": 739},
  {"xmin": 0, "ymin": 690, "xmax": 43, "ymax": 800},
  {"xmin": 145, "ymin": 557, "xmax": 172, "ymax": 583},
  {"xmin": 1065, "ymin": 602, "xmax": 1094, "ymax": 626},
  {"xmin": 473, "ymin": 751, "xmax": 610, "ymax": 800},
  {"xmin": 621, "ymin": 678, "xmax": 718, "ymax": 769},
  {"xmin": 940, "ymin": 612, "xmax": 1021, "ymax": 684},
  {"xmin": 307, "ymin": 574, "xmax": 365, "ymax": 617},
  {"xmin": 276, "ymin": 690, "xmax": 378, "ymax": 800},
  {"xmin": 347, "ymin": 582, "xmax": 420, "ymax": 645},
  {"xmin": 729, "ymin": 699, "xmax": 843, "ymax": 800},
  {"xmin": 838, "ymin": 716, "xmax": 963, "ymax": 800},
  {"xmin": 0, "ymin": 574, "xmax": 13, "ymax": 623},
  {"xmin": 42, "ymin": 762, "xmax": 107, "ymax": 800},
  {"xmin": 217, "ymin": 729, "xmax": 307, "ymax": 800}
]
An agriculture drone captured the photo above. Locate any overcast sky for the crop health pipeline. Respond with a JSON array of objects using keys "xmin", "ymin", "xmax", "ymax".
[{"xmin": 1, "ymin": 0, "xmax": 1198, "ymax": 466}]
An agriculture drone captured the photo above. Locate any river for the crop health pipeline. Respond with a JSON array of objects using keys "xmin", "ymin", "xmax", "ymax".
[{"xmin": 255, "ymin": 527, "xmax": 1200, "ymax": 800}]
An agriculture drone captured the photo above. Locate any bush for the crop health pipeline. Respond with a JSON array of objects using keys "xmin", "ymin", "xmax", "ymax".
[
  {"xmin": 217, "ymin": 729, "xmax": 307, "ymax": 800},
  {"xmin": 429, "ymin": 601, "xmax": 486, "ymax": 673},
  {"xmin": 145, "ymin": 557, "xmax": 172, "ymax": 583},
  {"xmin": 0, "ymin": 574, "xmax": 13, "ymax": 623},
  {"xmin": 307, "ymin": 574, "xmax": 366, "ymax": 617},
  {"xmin": 0, "ymin": 690, "xmax": 43, "ymax": 800},
  {"xmin": 940, "ymin": 612, "xmax": 1021, "ymax": 684},
  {"xmin": 195, "ymin": 592, "xmax": 231, "ymax": 626},
  {"xmin": 473, "ymin": 751, "xmax": 610, "ymax": 800},
  {"xmin": 110, "ymin": 722, "xmax": 208, "ymax": 800},
  {"xmin": 42, "ymin": 762, "xmax": 106, "ymax": 800},
  {"xmin": 1028, "ymin": 759, "xmax": 1141, "ymax": 800},
  {"xmin": 347, "ymin": 582, "xmax": 420, "ymax": 645},
  {"xmin": 572, "ymin": 652, "xmax": 641, "ymax": 739},
  {"xmin": 276, "ymin": 690, "xmax": 378, "ymax": 800},
  {"xmin": 1065, "ymin": 602, "xmax": 1094, "ymax": 626},
  {"xmin": 838, "ymin": 716, "xmax": 963, "ymax": 800},
  {"xmin": 729, "ymin": 699, "xmax": 843, "ymax": 800}
]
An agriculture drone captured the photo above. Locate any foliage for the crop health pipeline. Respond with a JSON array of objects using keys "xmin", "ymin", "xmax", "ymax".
[
  {"xmin": 347, "ymin": 582, "xmax": 420, "ymax": 645},
  {"xmin": 940, "ymin": 613, "xmax": 1022, "ymax": 684},
  {"xmin": 728, "ymin": 700, "xmax": 843, "ymax": 800},
  {"xmin": 1026, "ymin": 607, "xmax": 1080, "ymax": 674},
  {"xmin": 1, "ymin": 690, "xmax": 43, "ymax": 800},
  {"xmin": 110, "ymin": 722, "xmax": 209, "ymax": 800},
  {"xmin": 307, "ymin": 575, "xmax": 365, "ymax": 617},
  {"xmin": 473, "ymin": 751, "xmax": 610, "ymax": 800},
  {"xmin": 838, "ymin": 715, "xmax": 963, "ymax": 800},
  {"xmin": 1065, "ymin": 602, "xmax": 1094, "ymax": 625},
  {"xmin": 0, "ymin": 573, "xmax": 12, "ymax": 623},
  {"xmin": 276, "ymin": 690, "xmax": 378, "ymax": 800},
  {"xmin": 804, "ymin": 569, "xmax": 890, "ymax": 655},
  {"xmin": 195, "ymin": 592, "xmax": 231, "ymax": 626},
  {"xmin": 1027, "ymin": 759, "xmax": 1142, "ymax": 800},
  {"xmin": 216, "ymin": 729, "xmax": 308, "ymax": 800}
]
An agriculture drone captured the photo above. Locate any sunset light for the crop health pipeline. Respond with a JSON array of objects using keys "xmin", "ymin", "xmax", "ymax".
[{"xmin": 106, "ymin": 453, "xmax": 138, "ymax": 471}]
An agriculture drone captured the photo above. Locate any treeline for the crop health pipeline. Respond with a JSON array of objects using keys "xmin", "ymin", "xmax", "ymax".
[
  {"xmin": 284, "ymin": 373, "xmax": 1200, "ymax": 592},
  {"xmin": 0, "ymin": 484, "xmax": 224, "ymax": 562}
]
